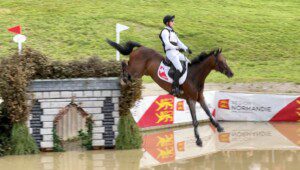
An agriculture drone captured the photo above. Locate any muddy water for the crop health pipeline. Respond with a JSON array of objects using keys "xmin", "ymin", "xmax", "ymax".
[
  {"xmin": 0, "ymin": 122, "xmax": 299, "ymax": 170},
  {"xmin": 0, "ymin": 150, "xmax": 144, "ymax": 170},
  {"xmin": 153, "ymin": 150, "xmax": 300, "ymax": 170}
]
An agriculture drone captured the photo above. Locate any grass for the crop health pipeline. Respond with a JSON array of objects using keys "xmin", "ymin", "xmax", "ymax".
[
  {"xmin": 0, "ymin": 0, "xmax": 299, "ymax": 83},
  {"xmin": 10, "ymin": 122, "xmax": 39, "ymax": 155}
]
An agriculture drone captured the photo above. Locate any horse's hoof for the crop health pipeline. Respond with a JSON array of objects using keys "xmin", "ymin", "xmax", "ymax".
[
  {"xmin": 196, "ymin": 139, "xmax": 202, "ymax": 147},
  {"xmin": 217, "ymin": 126, "xmax": 224, "ymax": 132},
  {"xmin": 120, "ymin": 79, "xmax": 126, "ymax": 86}
]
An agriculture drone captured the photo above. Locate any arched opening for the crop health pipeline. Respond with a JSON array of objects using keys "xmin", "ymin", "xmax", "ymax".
[{"xmin": 53, "ymin": 103, "xmax": 90, "ymax": 150}]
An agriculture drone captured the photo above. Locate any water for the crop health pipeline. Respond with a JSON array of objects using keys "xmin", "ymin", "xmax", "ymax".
[
  {"xmin": 153, "ymin": 150, "xmax": 300, "ymax": 170},
  {"xmin": 0, "ymin": 122, "xmax": 299, "ymax": 170}
]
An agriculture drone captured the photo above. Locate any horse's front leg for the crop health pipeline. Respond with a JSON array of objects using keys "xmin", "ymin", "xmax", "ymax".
[
  {"xmin": 198, "ymin": 95, "xmax": 224, "ymax": 132},
  {"xmin": 121, "ymin": 61, "xmax": 132, "ymax": 83},
  {"xmin": 187, "ymin": 99, "xmax": 202, "ymax": 146}
]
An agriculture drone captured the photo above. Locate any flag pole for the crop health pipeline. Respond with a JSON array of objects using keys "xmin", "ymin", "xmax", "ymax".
[
  {"xmin": 116, "ymin": 29, "xmax": 120, "ymax": 61},
  {"xmin": 18, "ymin": 42, "xmax": 22, "ymax": 55},
  {"xmin": 116, "ymin": 23, "xmax": 129, "ymax": 61}
]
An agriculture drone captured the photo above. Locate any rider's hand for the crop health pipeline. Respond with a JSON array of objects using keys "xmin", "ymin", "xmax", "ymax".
[{"xmin": 187, "ymin": 48, "xmax": 192, "ymax": 54}]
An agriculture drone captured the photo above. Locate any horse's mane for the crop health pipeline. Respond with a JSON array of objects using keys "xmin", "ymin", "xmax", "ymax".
[{"xmin": 189, "ymin": 49, "xmax": 217, "ymax": 66}]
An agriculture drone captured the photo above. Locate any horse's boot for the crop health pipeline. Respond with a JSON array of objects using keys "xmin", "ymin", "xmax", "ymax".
[{"xmin": 171, "ymin": 69, "xmax": 181, "ymax": 96}]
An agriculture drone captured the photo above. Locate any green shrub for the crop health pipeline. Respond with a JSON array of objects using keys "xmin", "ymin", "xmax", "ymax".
[
  {"xmin": 52, "ymin": 127, "xmax": 64, "ymax": 152},
  {"xmin": 116, "ymin": 78, "xmax": 143, "ymax": 149},
  {"xmin": 0, "ymin": 102, "xmax": 12, "ymax": 156},
  {"xmin": 10, "ymin": 123, "xmax": 39, "ymax": 155},
  {"xmin": 78, "ymin": 116, "xmax": 93, "ymax": 150},
  {"xmin": 116, "ymin": 113, "xmax": 142, "ymax": 149},
  {"xmin": 0, "ymin": 135, "xmax": 10, "ymax": 156}
]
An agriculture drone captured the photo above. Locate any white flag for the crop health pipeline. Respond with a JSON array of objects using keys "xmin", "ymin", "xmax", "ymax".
[{"xmin": 116, "ymin": 23, "xmax": 129, "ymax": 33}]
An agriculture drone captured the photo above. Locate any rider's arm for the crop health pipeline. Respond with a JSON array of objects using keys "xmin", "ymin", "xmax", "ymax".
[
  {"xmin": 177, "ymin": 37, "xmax": 188, "ymax": 51},
  {"xmin": 161, "ymin": 29, "xmax": 178, "ymax": 51}
]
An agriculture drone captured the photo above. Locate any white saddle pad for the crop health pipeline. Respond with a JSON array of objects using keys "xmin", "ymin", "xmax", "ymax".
[{"xmin": 157, "ymin": 61, "xmax": 188, "ymax": 85}]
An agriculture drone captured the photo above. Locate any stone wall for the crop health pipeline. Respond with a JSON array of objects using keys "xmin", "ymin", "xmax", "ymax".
[{"xmin": 26, "ymin": 78, "xmax": 120, "ymax": 150}]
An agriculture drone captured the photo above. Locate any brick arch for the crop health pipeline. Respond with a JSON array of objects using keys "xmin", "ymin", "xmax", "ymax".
[{"xmin": 53, "ymin": 103, "xmax": 89, "ymax": 124}]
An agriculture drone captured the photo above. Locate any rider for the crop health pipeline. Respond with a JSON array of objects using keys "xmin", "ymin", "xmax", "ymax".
[{"xmin": 159, "ymin": 15, "xmax": 192, "ymax": 96}]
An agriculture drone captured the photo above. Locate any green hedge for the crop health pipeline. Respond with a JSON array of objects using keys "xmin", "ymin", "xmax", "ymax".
[
  {"xmin": 0, "ymin": 103, "xmax": 12, "ymax": 156},
  {"xmin": 0, "ymin": 48, "xmax": 142, "ymax": 155}
]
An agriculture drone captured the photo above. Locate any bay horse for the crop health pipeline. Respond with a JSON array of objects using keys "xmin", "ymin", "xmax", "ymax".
[{"xmin": 107, "ymin": 39, "xmax": 234, "ymax": 146}]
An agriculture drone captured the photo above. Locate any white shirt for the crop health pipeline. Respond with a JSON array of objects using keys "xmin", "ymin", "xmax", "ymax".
[{"xmin": 161, "ymin": 26, "xmax": 188, "ymax": 52}]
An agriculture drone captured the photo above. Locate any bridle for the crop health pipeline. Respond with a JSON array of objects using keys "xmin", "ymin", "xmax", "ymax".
[
  {"xmin": 213, "ymin": 52, "xmax": 228, "ymax": 75},
  {"xmin": 214, "ymin": 53, "xmax": 220, "ymax": 69}
]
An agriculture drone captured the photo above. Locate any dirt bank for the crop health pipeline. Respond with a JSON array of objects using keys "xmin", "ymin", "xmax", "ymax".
[{"xmin": 142, "ymin": 82, "xmax": 300, "ymax": 96}]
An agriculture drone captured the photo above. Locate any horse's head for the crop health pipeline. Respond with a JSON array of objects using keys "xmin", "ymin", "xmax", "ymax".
[
  {"xmin": 120, "ymin": 61, "xmax": 132, "ymax": 85},
  {"xmin": 213, "ymin": 48, "xmax": 234, "ymax": 78}
]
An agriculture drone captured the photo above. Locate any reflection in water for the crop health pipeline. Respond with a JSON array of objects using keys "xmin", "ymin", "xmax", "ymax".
[
  {"xmin": 142, "ymin": 122, "xmax": 300, "ymax": 168},
  {"xmin": 0, "ymin": 150, "xmax": 143, "ymax": 170},
  {"xmin": 0, "ymin": 122, "xmax": 299, "ymax": 170},
  {"xmin": 153, "ymin": 150, "xmax": 300, "ymax": 170}
]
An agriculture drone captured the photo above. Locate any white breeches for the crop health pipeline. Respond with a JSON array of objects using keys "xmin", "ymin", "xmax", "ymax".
[{"xmin": 166, "ymin": 50, "xmax": 186, "ymax": 72}]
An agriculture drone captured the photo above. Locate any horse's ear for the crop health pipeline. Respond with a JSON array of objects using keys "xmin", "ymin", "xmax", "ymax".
[
  {"xmin": 219, "ymin": 48, "xmax": 222, "ymax": 53},
  {"xmin": 214, "ymin": 49, "xmax": 219, "ymax": 56}
]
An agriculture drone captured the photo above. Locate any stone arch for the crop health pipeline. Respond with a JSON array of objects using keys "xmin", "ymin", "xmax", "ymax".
[{"xmin": 54, "ymin": 103, "xmax": 89, "ymax": 141}]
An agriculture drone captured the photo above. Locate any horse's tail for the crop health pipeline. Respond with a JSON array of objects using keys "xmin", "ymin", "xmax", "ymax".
[{"xmin": 106, "ymin": 39, "xmax": 141, "ymax": 55}]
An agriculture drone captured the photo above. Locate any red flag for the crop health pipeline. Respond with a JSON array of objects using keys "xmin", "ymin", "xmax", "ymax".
[{"xmin": 8, "ymin": 25, "xmax": 21, "ymax": 34}]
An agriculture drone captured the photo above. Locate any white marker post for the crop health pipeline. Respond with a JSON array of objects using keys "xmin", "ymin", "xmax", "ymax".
[
  {"xmin": 13, "ymin": 34, "xmax": 26, "ymax": 55},
  {"xmin": 116, "ymin": 23, "xmax": 129, "ymax": 61}
]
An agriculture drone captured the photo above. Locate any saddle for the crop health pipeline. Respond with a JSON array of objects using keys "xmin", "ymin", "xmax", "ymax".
[{"xmin": 158, "ymin": 58, "xmax": 188, "ymax": 85}]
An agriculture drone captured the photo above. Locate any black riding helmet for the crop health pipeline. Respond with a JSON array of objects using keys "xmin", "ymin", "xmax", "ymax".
[{"xmin": 163, "ymin": 15, "xmax": 175, "ymax": 25}]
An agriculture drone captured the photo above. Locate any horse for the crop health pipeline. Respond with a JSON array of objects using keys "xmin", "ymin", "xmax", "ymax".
[{"xmin": 106, "ymin": 39, "xmax": 234, "ymax": 146}]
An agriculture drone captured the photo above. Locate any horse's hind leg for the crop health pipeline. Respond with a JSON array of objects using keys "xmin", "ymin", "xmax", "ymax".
[
  {"xmin": 187, "ymin": 99, "xmax": 202, "ymax": 146},
  {"xmin": 198, "ymin": 95, "xmax": 224, "ymax": 132}
]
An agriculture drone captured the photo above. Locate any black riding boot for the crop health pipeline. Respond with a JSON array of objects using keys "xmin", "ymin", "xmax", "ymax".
[{"xmin": 171, "ymin": 69, "xmax": 181, "ymax": 96}]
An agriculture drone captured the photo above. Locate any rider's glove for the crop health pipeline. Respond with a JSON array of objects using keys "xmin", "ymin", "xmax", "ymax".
[{"xmin": 179, "ymin": 48, "xmax": 185, "ymax": 52}]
